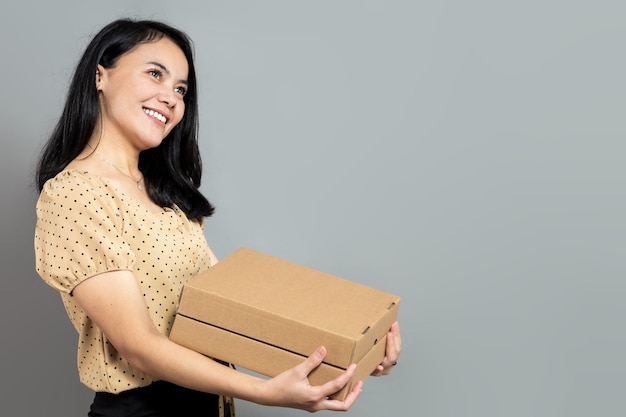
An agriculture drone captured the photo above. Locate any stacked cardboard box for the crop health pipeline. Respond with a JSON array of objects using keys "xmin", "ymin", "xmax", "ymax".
[{"xmin": 170, "ymin": 247, "xmax": 400, "ymax": 400}]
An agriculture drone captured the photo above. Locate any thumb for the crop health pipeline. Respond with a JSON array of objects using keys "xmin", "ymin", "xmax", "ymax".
[{"xmin": 299, "ymin": 346, "xmax": 327, "ymax": 375}]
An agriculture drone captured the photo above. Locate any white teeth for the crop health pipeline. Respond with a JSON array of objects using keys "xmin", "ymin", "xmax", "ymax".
[{"xmin": 144, "ymin": 108, "xmax": 167, "ymax": 123}]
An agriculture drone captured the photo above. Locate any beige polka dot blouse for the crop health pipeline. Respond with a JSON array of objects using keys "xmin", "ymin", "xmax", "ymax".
[{"xmin": 34, "ymin": 170, "xmax": 212, "ymax": 393}]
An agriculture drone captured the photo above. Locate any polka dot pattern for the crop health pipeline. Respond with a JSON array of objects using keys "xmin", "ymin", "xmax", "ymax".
[{"xmin": 34, "ymin": 170, "xmax": 212, "ymax": 393}]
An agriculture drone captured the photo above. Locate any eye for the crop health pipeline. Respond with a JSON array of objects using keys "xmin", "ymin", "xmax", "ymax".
[
  {"xmin": 148, "ymin": 68, "xmax": 163, "ymax": 79},
  {"xmin": 175, "ymin": 86, "xmax": 188, "ymax": 97}
]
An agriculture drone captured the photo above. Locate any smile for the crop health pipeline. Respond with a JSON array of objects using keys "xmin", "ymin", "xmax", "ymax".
[{"xmin": 143, "ymin": 108, "xmax": 168, "ymax": 124}]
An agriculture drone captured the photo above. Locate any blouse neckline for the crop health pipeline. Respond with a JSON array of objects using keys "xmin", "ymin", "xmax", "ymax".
[{"xmin": 59, "ymin": 169, "xmax": 180, "ymax": 217}]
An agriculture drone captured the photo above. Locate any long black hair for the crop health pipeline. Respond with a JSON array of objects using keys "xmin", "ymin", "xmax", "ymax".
[{"xmin": 36, "ymin": 18, "xmax": 214, "ymax": 220}]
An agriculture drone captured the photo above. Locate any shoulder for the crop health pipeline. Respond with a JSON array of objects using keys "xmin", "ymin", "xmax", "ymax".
[
  {"xmin": 37, "ymin": 170, "xmax": 126, "ymax": 216},
  {"xmin": 40, "ymin": 170, "xmax": 113, "ymax": 198}
]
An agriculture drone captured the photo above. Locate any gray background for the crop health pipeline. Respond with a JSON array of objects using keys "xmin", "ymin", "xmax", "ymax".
[{"xmin": 1, "ymin": 1, "xmax": 624, "ymax": 416}]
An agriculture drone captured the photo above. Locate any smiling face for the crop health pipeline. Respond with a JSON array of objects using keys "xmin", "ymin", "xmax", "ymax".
[{"xmin": 95, "ymin": 37, "xmax": 189, "ymax": 151}]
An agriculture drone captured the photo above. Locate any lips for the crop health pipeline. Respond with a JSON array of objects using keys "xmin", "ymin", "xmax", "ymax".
[{"xmin": 143, "ymin": 108, "xmax": 168, "ymax": 124}]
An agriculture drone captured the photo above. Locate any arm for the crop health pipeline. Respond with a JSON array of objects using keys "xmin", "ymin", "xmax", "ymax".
[{"xmin": 72, "ymin": 270, "xmax": 362, "ymax": 412}]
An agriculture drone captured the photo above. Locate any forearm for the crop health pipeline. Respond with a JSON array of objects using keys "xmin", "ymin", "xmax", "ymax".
[{"xmin": 126, "ymin": 331, "xmax": 271, "ymax": 405}]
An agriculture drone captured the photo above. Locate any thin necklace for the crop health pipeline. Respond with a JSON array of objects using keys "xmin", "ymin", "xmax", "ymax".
[{"xmin": 87, "ymin": 143, "xmax": 144, "ymax": 191}]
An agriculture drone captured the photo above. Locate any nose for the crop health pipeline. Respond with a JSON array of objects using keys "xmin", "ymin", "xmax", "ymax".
[{"xmin": 158, "ymin": 88, "xmax": 177, "ymax": 108}]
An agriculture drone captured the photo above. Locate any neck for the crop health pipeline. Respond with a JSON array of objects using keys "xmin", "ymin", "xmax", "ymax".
[{"xmin": 86, "ymin": 142, "xmax": 145, "ymax": 190}]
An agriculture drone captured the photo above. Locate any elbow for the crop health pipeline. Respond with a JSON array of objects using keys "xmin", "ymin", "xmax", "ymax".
[
  {"xmin": 123, "ymin": 350, "xmax": 152, "ymax": 375},
  {"xmin": 112, "ymin": 331, "xmax": 168, "ymax": 376}
]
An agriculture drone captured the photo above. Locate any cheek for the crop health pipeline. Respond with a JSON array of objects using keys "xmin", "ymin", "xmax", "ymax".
[
  {"xmin": 172, "ymin": 104, "xmax": 186, "ymax": 127},
  {"xmin": 163, "ymin": 105, "xmax": 186, "ymax": 137}
]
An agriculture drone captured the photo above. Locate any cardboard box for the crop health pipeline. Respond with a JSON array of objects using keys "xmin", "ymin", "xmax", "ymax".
[{"xmin": 170, "ymin": 247, "xmax": 400, "ymax": 400}]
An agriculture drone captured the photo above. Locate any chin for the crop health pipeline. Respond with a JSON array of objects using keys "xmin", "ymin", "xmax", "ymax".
[{"xmin": 142, "ymin": 134, "xmax": 170, "ymax": 150}]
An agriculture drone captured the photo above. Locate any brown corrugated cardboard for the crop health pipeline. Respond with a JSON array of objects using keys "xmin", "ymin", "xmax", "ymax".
[{"xmin": 170, "ymin": 247, "xmax": 400, "ymax": 400}]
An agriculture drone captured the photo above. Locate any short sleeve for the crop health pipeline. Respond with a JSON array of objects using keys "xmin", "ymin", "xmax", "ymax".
[{"xmin": 34, "ymin": 171, "xmax": 136, "ymax": 293}]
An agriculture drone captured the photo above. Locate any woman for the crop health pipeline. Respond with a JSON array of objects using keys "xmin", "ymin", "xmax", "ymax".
[{"xmin": 34, "ymin": 18, "xmax": 401, "ymax": 417}]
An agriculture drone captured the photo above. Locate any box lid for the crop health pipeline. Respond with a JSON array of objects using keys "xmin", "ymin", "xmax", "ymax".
[{"xmin": 176, "ymin": 247, "xmax": 400, "ymax": 368}]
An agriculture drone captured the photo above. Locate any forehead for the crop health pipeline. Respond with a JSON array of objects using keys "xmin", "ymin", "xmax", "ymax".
[{"xmin": 119, "ymin": 37, "xmax": 189, "ymax": 79}]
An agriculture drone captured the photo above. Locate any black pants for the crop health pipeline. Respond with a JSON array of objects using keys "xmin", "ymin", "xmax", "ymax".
[{"xmin": 88, "ymin": 381, "xmax": 222, "ymax": 417}]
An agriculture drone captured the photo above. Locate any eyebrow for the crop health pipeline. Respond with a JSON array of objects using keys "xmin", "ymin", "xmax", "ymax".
[{"xmin": 148, "ymin": 61, "xmax": 189, "ymax": 86}]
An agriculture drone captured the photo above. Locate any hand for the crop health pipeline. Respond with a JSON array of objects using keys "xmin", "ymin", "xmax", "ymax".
[
  {"xmin": 371, "ymin": 321, "xmax": 402, "ymax": 376},
  {"xmin": 260, "ymin": 346, "xmax": 362, "ymax": 412}
]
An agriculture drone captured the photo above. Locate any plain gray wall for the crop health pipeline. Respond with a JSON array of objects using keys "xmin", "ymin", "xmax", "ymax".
[{"xmin": 1, "ymin": 1, "xmax": 624, "ymax": 416}]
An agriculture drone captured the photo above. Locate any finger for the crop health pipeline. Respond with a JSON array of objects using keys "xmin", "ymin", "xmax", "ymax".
[
  {"xmin": 386, "ymin": 329, "xmax": 399, "ymax": 362},
  {"xmin": 386, "ymin": 322, "xmax": 402, "ymax": 363},
  {"xmin": 317, "ymin": 380, "xmax": 363, "ymax": 412},
  {"xmin": 340, "ymin": 380, "xmax": 363, "ymax": 409},
  {"xmin": 371, "ymin": 362, "xmax": 388, "ymax": 376},
  {"xmin": 391, "ymin": 321, "xmax": 402, "ymax": 352},
  {"xmin": 298, "ymin": 346, "xmax": 327, "ymax": 376},
  {"xmin": 313, "ymin": 363, "xmax": 357, "ymax": 399},
  {"xmin": 371, "ymin": 328, "xmax": 401, "ymax": 376}
]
